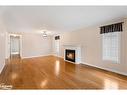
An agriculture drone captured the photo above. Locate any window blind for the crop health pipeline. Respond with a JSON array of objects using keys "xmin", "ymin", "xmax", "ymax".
[{"xmin": 100, "ymin": 22, "xmax": 123, "ymax": 34}]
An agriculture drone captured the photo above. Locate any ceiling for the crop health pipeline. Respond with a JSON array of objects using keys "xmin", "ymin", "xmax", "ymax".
[{"xmin": 1, "ymin": 6, "xmax": 127, "ymax": 34}]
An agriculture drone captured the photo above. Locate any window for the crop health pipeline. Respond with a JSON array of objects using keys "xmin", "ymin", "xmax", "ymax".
[
  {"xmin": 100, "ymin": 22, "xmax": 123, "ymax": 63},
  {"xmin": 102, "ymin": 32, "xmax": 121, "ymax": 63}
]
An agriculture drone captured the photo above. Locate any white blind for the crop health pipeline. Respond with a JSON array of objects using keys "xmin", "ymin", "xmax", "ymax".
[{"xmin": 102, "ymin": 32, "xmax": 121, "ymax": 63}]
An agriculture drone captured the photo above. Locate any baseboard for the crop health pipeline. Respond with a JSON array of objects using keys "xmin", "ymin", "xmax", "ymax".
[
  {"xmin": 82, "ymin": 62, "xmax": 127, "ymax": 76},
  {"xmin": 52, "ymin": 54, "xmax": 64, "ymax": 59},
  {"xmin": 22, "ymin": 54, "xmax": 53, "ymax": 59},
  {"xmin": 11, "ymin": 52, "xmax": 19, "ymax": 54}
]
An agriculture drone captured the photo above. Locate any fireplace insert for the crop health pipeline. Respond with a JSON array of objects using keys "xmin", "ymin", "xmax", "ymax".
[{"xmin": 65, "ymin": 49, "xmax": 75, "ymax": 62}]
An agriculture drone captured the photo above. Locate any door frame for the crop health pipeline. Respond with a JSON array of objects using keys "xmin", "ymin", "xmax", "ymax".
[{"xmin": 8, "ymin": 33, "xmax": 22, "ymax": 58}]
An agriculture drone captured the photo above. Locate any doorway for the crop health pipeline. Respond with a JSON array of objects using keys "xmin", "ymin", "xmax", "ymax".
[
  {"xmin": 10, "ymin": 35, "xmax": 20, "ymax": 58},
  {"xmin": 54, "ymin": 35, "xmax": 60, "ymax": 56},
  {"xmin": 55, "ymin": 40, "xmax": 60, "ymax": 56}
]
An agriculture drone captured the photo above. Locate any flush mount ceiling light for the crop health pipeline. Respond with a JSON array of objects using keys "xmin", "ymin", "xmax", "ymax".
[
  {"xmin": 42, "ymin": 30, "xmax": 47, "ymax": 37},
  {"xmin": 42, "ymin": 25, "xmax": 48, "ymax": 37}
]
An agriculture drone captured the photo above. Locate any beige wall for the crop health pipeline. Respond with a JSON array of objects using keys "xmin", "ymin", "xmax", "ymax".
[
  {"xmin": 57, "ymin": 18, "xmax": 127, "ymax": 75},
  {"xmin": 0, "ymin": 31, "xmax": 6, "ymax": 73},
  {"xmin": 22, "ymin": 33, "xmax": 52, "ymax": 58},
  {"xmin": 5, "ymin": 33, "xmax": 53, "ymax": 59},
  {"xmin": 0, "ymin": 17, "xmax": 6, "ymax": 73}
]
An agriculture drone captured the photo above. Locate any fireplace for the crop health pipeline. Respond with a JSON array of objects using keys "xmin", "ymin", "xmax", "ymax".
[
  {"xmin": 65, "ymin": 49, "xmax": 75, "ymax": 62},
  {"xmin": 63, "ymin": 45, "xmax": 81, "ymax": 64}
]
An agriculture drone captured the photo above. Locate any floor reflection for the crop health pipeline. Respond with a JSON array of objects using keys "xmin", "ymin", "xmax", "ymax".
[
  {"xmin": 55, "ymin": 60, "xmax": 60, "ymax": 76},
  {"xmin": 11, "ymin": 73, "xmax": 18, "ymax": 80},
  {"xmin": 104, "ymin": 78, "xmax": 119, "ymax": 89},
  {"xmin": 40, "ymin": 79, "xmax": 48, "ymax": 88}
]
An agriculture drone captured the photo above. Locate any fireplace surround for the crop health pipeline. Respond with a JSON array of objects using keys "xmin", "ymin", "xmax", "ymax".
[{"xmin": 63, "ymin": 45, "xmax": 81, "ymax": 64}]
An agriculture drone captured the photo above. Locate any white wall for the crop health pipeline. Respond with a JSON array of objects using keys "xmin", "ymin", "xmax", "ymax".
[
  {"xmin": 57, "ymin": 18, "xmax": 127, "ymax": 75},
  {"xmin": 5, "ymin": 33, "xmax": 52, "ymax": 59},
  {"xmin": 0, "ymin": 31, "xmax": 6, "ymax": 73},
  {"xmin": 0, "ymin": 18, "xmax": 6, "ymax": 73},
  {"xmin": 22, "ymin": 33, "xmax": 52, "ymax": 58}
]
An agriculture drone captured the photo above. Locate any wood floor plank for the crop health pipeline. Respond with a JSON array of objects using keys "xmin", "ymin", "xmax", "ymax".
[{"xmin": 0, "ymin": 55, "xmax": 127, "ymax": 89}]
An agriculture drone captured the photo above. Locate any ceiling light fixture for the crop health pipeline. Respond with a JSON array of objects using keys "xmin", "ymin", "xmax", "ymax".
[{"xmin": 42, "ymin": 30, "xmax": 47, "ymax": 37}]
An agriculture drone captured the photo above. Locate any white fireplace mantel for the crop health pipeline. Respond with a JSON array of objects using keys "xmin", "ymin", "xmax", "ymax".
[
  {"xmin": 63, "ymin": 44, "xmax": 82, "ymax": 64},
  {"xmin": 63, "ymin": 44, "xmax": 82, "ymax": 47}
]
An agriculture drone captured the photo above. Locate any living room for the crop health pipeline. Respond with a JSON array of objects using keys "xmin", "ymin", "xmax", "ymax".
[{"xmin": 0, "ymin": 6, "xmax": 127, "ymax": 91}]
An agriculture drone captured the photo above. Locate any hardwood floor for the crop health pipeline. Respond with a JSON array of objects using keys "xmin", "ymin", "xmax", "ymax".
[{"xmin": 0, "ymin": 55, "xmax": 127, "ymax": 89}]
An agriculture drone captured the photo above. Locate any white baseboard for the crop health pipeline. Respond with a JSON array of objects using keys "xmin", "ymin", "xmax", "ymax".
[
  {"xmin": 11, "ymin": 52, "xmax": 19, "ymax": 54},
  {"xmin": 52, "ymin": 54, "xmax": 64, "ymax": 59},
  {"xmin": 82, "ymin": 62, "xmax": 127, "ymax": 76},
  {"xmin": 22, "ymin": 54, "xmax": 53, "ymax": 59}
]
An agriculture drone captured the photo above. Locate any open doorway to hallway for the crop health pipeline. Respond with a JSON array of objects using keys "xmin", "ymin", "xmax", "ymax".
[
  {"xmin": 10, "ymin": 35, "xmax": 20, "ymax": 58},
  {"xmin": 54, "ymin": 35, "xmax": 60, "ymax": 56},
  {"xmin": 9, "ymin": 34, "xmax": 22, "ymax": 59}
]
